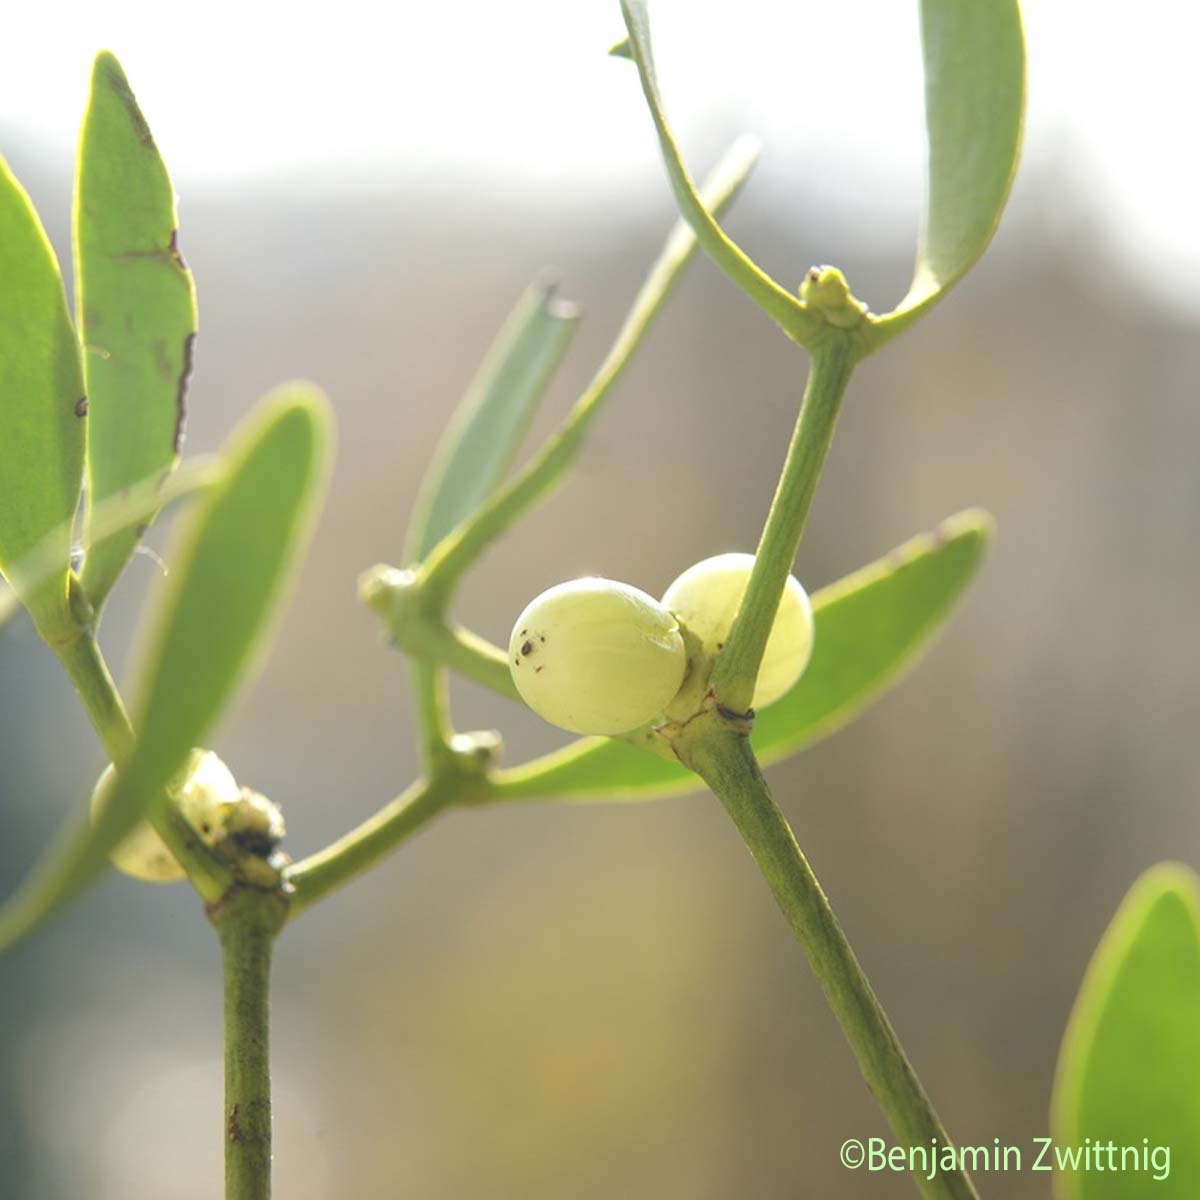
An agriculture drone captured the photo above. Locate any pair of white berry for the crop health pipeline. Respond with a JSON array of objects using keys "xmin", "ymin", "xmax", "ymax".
[{"xmin": 509, "ymin": 554, "xmax": 814, "ymax": 735}]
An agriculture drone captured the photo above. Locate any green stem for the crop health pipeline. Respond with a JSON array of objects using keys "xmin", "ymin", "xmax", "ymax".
[
  {"xmin": 285, "ymin": 773, "xmax": 475, "ymax": 920},
  {"xmin": 412, "ymin": 659, "xmax": 452, "ymax": 767},
  {"xmin": 712, "ymin": 335, "xmax": 858, "ymax": 714},
  {"xmin": 52, "ymin": 626, "xmax": 230, "ymax": 902},
  {"xmin": 432, "ymin": 622, "xmax": 520, "ymax": 700},
  {"xmin": 683, "ymin": 723, "xmax": 978, "ymax": 1200},
  {"xmin": 53, "ymin": 626, "xmax": 134, "ymax": 760},
  {"xmin": 617, "ymin": 0, "xmax": 820, "ymax": 347},
  {"xmin": 213, "ymin": 887, "xmax": 287, "ymax": 1200},
  {"xmin": 417, "ymin": 139, "xmax": 759, "ymax": 609}
]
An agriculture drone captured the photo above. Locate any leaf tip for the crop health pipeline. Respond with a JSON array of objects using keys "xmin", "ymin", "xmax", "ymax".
[
  {"xmin": 531, "ymin": 273, "xmax": 581, "ymax": 325},
  {"xmin": 936, "ymin": 506, "xmax": 996, "ymax": 550},
  {"xmin": 1051, "ymin": 858, "xmax": 1200, "ymax": 1161},
  {"xmin": 92, "ymin": 49, "xmax": 127, "ymax": 85},
  {"xmin": 1124, "ymin": 861, "xmax": 1200, "ymax": 925},
  {"xmin": 89, "ymin": 48, "xmax": 154, "ymax": 148},
  {"xmin": 264, "ymin": 381, "xmax": 335, "ymax": 453},
  {"xmin": 726, "ymin": 133, "xmax": 762, "ymax": 171}
]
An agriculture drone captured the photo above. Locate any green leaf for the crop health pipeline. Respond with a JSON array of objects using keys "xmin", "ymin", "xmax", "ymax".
[
  {"xmin": 491, "ymin": 509, "xmax": 991, "ymax": 801},
  {"xmin": 416, "ymin": 137, "xmax": 762, "ymax": 606},
  {"xmin": 0, "ymin": 458, "xmax": 220, "ymax": 656},
  {"xmin": 75, "ymin": 51, "xmax": 199, "ymax": 611},
  {"xmin": 615, "ymin": 0, "xmax": 820, "ymax": 346},
  {"xmin": 118, "ymin": 386, "xmax": 331, "ymax": 832},
  {"xmin": 0, "ymin": 155, "xmax": 86, "ymax": 641},
  {"xmin": 866, "ymin": 0, "xmax": 1025, "ymax": 350},
  {"xmin": 1052, "ymin": 864, "xmax": 1200, "ymax": 1199},
  {"xmin": 405, "ymin": 279, "xmax": 578, "ymax": 562},
  {"xmin": 0, "ymin": 387, "xmax": 331, "ymax": 952}
]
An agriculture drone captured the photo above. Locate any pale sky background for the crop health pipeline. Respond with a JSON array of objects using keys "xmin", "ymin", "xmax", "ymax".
[{"xmin": 0, "ymin": 0, "xmax": 1196, "ymax": 312}]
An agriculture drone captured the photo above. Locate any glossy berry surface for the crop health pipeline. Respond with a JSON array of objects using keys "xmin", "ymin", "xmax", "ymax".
[
  {"xmin": 509, "ymin": 578, "xmax": 687, "ymax": 735},
  {"xmin": 662, "ymin": 552, "xmax": 814, "ymax": 708}
]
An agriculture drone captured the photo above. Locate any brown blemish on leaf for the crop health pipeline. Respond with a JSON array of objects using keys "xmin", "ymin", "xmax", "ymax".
[
  {"xmin": 227, "ymin": 1104, "xmax": 242, "ymax": 1144},
  {"xmin": 110, "ymin": 240, "xmax": 190, "ymax": 271},
  {"xmin": 174, "ymin": 331, "xmax": 196, "ymax": 455},
  {"xmin": 520, "ymin": 640, "xmax": 534, "ymax": 656},
  {"xmin": 74, "ymin": 396, "xmax": 89, "ymax": 417},
  {"xmin": 167, "ymin": 228, "xmax": 189, "ymax": 272},
  {"xmin": 153, "ymin": 338, "xmax": 174, "ymax": 380}
]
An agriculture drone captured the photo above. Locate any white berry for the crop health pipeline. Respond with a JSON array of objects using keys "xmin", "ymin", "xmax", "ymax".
[
  {"xmin": 509, "ymin": 578, "xmax": 687, "ymax": 735},
  {"xmin": 662, "ymin": 553, "xmax": 814, "ymax": 707},
  {"xmin": 89, "ymin": 749, "xmax": 241, "ymax": 883}
]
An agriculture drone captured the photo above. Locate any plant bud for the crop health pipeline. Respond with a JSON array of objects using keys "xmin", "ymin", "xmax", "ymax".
[{"xmin": 89, "ymin": 749, "xmax": 240, "ymax": 883}]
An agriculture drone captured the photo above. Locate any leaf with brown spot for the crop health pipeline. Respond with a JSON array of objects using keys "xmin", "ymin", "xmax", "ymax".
[{"xmin": 75, "ymin": 51, "xmax": 198, "ymax": 610}]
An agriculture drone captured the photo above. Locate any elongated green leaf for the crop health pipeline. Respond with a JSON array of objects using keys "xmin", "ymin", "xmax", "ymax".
[
  {"xmin": 491, "ymin": 509, "xmax": 991, "ymax": 801},
  {"xmin": 614, "ymin": 1, "xmax": 819, "ymax": 346},
  {"xmin": 416, "ymin": 137, "xmax": 762, "ymax": 602},
  {"xmin": 405, "ymin": 280, "xmax": 578, "ymax": 562},
  {"xmin": 75, "ymin": 51, "xmax": 198, "ymax": 610},
  {"xmin": 1052, "ymin": 864, "xmax": 1200, "ymax": 1199},
  {"xmin": 129, "ymin": 388, "xmax": 330, "ymax": 758},
  {"xmin": 0, "ymin": 387, "xmax": 331, "ymax": 952},
  {"xmin": 867, "ymin": 0, "xmax": 1025, "ymax": 349},
  {"xmin": 0, "ymin": 156, "xmax": 86, "ymax": 640}
]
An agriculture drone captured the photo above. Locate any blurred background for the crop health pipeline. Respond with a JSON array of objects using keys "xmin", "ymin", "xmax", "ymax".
[{"xmin": 3, "ymin": 0, "xmax": 1200, "ymax": 1196}]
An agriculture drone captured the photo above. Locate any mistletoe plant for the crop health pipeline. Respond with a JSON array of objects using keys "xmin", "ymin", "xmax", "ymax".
[{"xmin": 0, "ymin": 3, "xmax": 1038, "ymax": 1197}]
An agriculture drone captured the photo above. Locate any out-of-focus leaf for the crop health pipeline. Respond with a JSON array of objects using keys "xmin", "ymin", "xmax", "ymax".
[
  {"xmin": 75, "ymin": 51, "xmax": 198, "ymax": 610},
  {"xmin": 491, "ymin": 510, "xmax": 991, "ymax": 801},
  {"xmin": 0, "ymin": 460, "xmax": 219, "ymax": 655},
  {"xmin": 405, "ymin": 280, "xmax": 578, "ymax": 562},
  {"xmin": 614, "ymin": 1, "xmax": 819, "ymax": 345},
  {"xmin": 0, "ymin": 156, "xmax": 86, "ymax": 640},
  {"xmin": 127, "ymin": 387, "xmax": 330, "ymax": 777},
  {"xmin": 415, "ymin": 138, "xmax": 762, "ymax": 603},
  {"xmin": 1052, "ymin": 864, "xmax": 1200, "ymax": 1199},
  {"xmin": 867, "ymin": 0, "xmax": 1025, "ymax": 349},
  {"xmin": 0, "ymin": 387, "xmax": 331, "ymax": 952}
]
